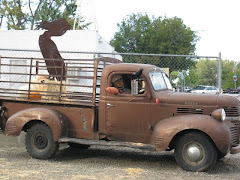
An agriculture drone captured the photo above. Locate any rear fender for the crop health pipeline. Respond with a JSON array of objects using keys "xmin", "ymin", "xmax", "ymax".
[
  {"xmin": 151, "ymin": 114, "xmax": 231, "ymax": 154},
  {"xmin": 4, "ymin": 108, "xmax": 68, "ymax": 141}
]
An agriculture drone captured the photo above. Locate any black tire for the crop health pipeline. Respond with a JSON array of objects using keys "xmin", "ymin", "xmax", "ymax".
[
  {"xmin": 174, "ymin": 132, "xmax": 217, "ymax": 172},
  {"xmin": 217, "ymin": 151, "xmax": 227, "ymax": 160},
  {"xmin": 68, "ymin": 142, "xmax": 90, "ymax": 149},
  {"xmin": 25, "ymin": 123, "xmax": 59, "ymax": 159}
]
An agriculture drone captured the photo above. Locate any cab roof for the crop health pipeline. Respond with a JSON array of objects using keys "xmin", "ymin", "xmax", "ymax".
[{"xmin": 102, "ymin": 63, "xmax": 164, "ymax": 76}]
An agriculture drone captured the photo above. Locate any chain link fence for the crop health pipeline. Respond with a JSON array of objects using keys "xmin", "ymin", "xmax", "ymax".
[
  {"xmin": 0, "ymin": 49, "xmax": 221, "ymax": 98},
  {"xmin": 120, "ymin": 52, "xmax": 221, "ymax": 93}
]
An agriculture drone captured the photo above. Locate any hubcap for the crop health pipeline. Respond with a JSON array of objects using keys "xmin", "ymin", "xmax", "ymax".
[
  {"xmin": 33, "ymin": 132, "xmax": 48, "ymax": 150},
  {"xmin": 186, "ymin": 144, "xmax": 202, "ymax": 162},
  {"xmin": 183, "ymin": 142, "xmax": 205, "ymax": 166}
]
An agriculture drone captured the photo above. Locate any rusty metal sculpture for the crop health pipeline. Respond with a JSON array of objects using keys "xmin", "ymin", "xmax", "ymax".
[{"xmin": 39, "ymin": 18, "xmax": 71, "ymax": 81}]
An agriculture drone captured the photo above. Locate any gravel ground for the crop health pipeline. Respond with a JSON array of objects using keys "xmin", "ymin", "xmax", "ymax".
[{"xmin": 0, "ymin": 135, "xmax": 240, "ymax": 180}]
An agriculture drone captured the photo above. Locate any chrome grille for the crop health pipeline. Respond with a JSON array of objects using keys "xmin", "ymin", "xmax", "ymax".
[
  {"xmin": 223, "ymin": 107, "xmax": 240, "ymax": 117},
  {"xmin": 176, "ymin": 108, "xmax": 203, "ymax": 115},
  {"xmin": 230, "ymin": 121, "xmax": 240, "ymax": 146}
]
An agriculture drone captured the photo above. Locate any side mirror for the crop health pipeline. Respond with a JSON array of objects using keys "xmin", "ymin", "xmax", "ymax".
[
  {"xmin": 131, "ymin": 80, "xmax": 138, "ymax": 95},
  {"xmin": 134, "ymin": 68, "xmax": 143, "ymax": 78}
]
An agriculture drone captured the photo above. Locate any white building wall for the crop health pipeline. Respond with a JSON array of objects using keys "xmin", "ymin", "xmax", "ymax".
[
  {"xmin": 0, "ymin": 30, "xmax": 120, "ymax": 57},
  {"xmin": 0, "ymin": 30, "xmax": 121, "ymax": 95}
]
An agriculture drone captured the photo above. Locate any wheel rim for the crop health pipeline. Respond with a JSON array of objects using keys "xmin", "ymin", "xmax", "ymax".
[
  {"xmin": 32, "ymin": 132, "xmax": 48, "ymax": 150},
  {"xmin": 182, "ymin": 141, "xmax": 205, "ymax": 166}
]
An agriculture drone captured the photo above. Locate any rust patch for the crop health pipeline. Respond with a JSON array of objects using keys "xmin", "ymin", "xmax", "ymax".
[{"xmin": 80, "ymin": 110, "xmax": 87, "ymax": 130}]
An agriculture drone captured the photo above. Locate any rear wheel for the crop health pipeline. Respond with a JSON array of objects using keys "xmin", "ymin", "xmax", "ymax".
[
  {"xmin": 25, "ymin": 123, "xmax": 59, "ymax": 159},
  {"xmin": 174, "ymin": 132, "xmax": 217, "ymax": 172}
]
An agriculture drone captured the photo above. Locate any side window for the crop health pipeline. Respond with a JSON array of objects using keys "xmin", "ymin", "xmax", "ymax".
[
  {"xmin": 138, "ymin": 79, "xmax": 145, "ymax": 94},
  {"xmin": 110, "ymin": 74, "xmax": 145, "ymax": 95},
  {"xmin": 111, "ymin": 74, "xmax": 131, "ymax": 94}
]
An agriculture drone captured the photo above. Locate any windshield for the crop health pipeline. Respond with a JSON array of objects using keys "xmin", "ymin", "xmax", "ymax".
[{"xmin": 149, "ymin": 71, "xmax": 172, "ymax": 91}]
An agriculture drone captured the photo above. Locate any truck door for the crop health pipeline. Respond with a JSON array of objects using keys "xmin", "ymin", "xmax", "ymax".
[{"xmin": 105, "ymin": 73, "xmax": 151, "ymax": 143}]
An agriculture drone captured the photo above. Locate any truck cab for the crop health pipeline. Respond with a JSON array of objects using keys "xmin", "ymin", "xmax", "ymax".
[{"xmin": 99, "ymin": 63, "xmax": 157, "ymax": 143}]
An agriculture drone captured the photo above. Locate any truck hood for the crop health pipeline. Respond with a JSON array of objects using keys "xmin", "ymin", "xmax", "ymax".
[
  {"xmin": 166, "ymin": 92, "xmax": 219, "ymax": 106},
  {"xmin": 157, "ymin": 91, "xmax": 240, "ymax": 116}
]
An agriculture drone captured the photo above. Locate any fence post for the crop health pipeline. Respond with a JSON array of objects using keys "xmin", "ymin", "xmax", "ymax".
[
  {"xmin": 27, "ymin": 58, "xmax": 33, "ymax": 99},
  {"xmin": 218, "ymin": 52, "xmax": 222, "ymax": 93}
]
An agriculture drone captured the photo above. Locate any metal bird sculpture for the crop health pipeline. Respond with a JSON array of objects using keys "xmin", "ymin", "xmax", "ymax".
[{"xmin": 39, "ymin": 18, "xmax": 71, "ymax": 81}]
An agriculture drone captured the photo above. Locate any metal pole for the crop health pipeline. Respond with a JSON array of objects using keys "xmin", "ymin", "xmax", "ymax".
[
  {"xmin": 36, "ymin": 61, "xmax": 39, "ymax": 75},
  {"xmin": 218, "ymin": 52, "xmax": 222, "ymax": 93},
  {"xmin": 92, "ymin": 58, "xmax": 98, "ymax": 105},
  {"xmin": 28, "ymin": 58, "xmax": 33, "ymax": 99},
  {"xmin": 234, "ymin": 64, "xmax": 237, "ymax": 89}
]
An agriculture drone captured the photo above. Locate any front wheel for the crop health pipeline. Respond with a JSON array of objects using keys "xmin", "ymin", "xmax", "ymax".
[
  {"xmin": 217, "ymin": 151, "xmax": 227, "ymax": 160},
  {"xmin": 174, "ymin": 132, "xmax": 217, "ymax": 172},
  {"xmin": 25, "ymin": 123, "xmax": 59, "ymax": 159}
]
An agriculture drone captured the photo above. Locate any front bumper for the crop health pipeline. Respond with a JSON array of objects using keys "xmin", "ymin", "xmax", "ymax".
[{"xmin": 230, "ymin": 144, "xmax": 240, "ymax": 154}]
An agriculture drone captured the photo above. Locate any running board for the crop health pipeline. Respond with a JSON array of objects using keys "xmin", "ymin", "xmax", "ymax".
[{"xmin": 58, "ymin": 138, "xmax": 155, "ymax": 151}]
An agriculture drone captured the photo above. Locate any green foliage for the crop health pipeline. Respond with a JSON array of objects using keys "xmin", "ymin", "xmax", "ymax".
[
  {"xmin": 170, "ymin": 71, "xmax": 179, "ymax": 79},
  {"xmin": 0, "ymin": 0, "xmax": 91, "ymax": 30},
  {"xmin": 0, "ymin": 0, "xmax": 28, "ymax": 29},
  {"xmin": 195, "ymin": 59, "xmax": 217, "ymax": 86},
  {"xmin": 110, "ymin": 13, "xmax": 199, "ymax": 71},
  {"xmin": 110, "ymin": 13, "xmax": 152, "ymax": 53},
  {"xmin": 34, "ymin": 0, "xmax": 77, "ymax": 28},
  {"xmin": 221, "ymin": 60, "xmax": 239, "ymax": 89},
  {"xmin": 185, "ymin": 66, "xmax": 198, "ymax": 87},
  {"xmin": 179, "ymin": 59, "xmax": 240, "ymax": 90},
  {"xmin": 149, "ymin": 17, "xmax": 198, "ymax": 55}
]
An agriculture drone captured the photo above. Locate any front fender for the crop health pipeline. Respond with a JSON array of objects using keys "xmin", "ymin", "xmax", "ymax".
[
  {"xmin": 151, "ymin": 114, "xmax": 231, "ymax": 154},
  {"xmin": 4, "ymin": 107, "xmax": 68, "ymax": 141}
]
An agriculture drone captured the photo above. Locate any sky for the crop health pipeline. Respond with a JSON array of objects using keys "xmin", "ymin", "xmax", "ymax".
[{"xmin": 84, "ymin": 0, "xmax": 240, "ymax": 61}]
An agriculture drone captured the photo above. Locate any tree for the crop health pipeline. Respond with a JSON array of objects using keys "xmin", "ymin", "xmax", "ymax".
[
  {"xmin": 110, "ymin": 13, "xmax": 152, "ymax": 53},
  {"xmin": 28, "ymin": 0, "xmax": 44, "ymax": 30},
  {"xmin": 110, "ymin": 13, "xmax": 199, "ymax": 71},
  {"xmin": 170, "ymin": 58, "xmax": 240, "ymax": 90},
  {"xmin": 0, "ymin": 0, "xmax": 4, "ymax": 28},
  {"xmin": 185, "ymin": 59, "xmax": 240, "ymax": 89},
  {"xmin": 185, "ymin": 66, "xmax": 198, "ymax": 87},
  {"xmin": 221, "ymin": 59, "xmax": 240, "ymax": 89},
  {"xmin": 0, "ymin": 0, "xmax": 90, "ymax": 30},
  {"xmin": 0, "ymin": 0, "xmax": 29, "ymax": 29},
  {"xmin": 33, "ymin": 0, "xmax": 77, "ymax": 29},
  {"xmin": 195, "ymin": 59, "xmax": 217, "ymax": 86}
]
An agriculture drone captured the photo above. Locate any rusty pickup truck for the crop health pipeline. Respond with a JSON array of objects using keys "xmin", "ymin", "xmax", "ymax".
[{"xmin": 0, "ymin": 56, "xmax": 239, "ymax": 172}]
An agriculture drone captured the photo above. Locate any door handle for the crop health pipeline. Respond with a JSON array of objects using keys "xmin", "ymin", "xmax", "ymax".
[{"xmin": 107, "ymin": 103, "xmax": 115, "ymax": 107}]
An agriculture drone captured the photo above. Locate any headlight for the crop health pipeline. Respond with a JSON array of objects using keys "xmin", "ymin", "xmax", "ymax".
[
  {"xmin": 221, "ymin": 109, "xmax": 226, "ymax": 121},
  {"xmin": 211, "ymin": 108, "xmax": 226, "ymax": 122}
]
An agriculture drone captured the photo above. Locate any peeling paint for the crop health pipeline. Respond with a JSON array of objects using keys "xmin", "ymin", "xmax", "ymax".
[{"xmin": 80, "ymin": 110, "xmax": 87, "ymax": 130}]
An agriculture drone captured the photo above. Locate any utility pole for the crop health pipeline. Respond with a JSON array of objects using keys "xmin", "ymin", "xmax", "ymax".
[{"xmin": 218, "ymin": 52, "xmax": 222, "ymax": 93}]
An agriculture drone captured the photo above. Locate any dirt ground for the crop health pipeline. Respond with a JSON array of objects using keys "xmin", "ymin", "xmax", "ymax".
[{"xmin": 0, "ymin": 134, "xmax": 240, "ymax": 180}]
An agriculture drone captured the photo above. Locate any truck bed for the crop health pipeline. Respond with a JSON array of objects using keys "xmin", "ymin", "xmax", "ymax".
[{"xmin": 0, "ymin": 56, "xmax": 121, "ymax": 106}]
